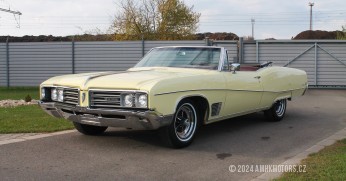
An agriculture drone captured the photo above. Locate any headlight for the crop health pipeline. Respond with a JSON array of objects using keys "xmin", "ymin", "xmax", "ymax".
[
  {"xmin": 136, "ymin": 94, "xmax": 147, "ymax": 108},
  {"xmin": 57, "ymin": 89, "xmax": 64, "ymax": 102},
  {"xmin": 123, "ymin": 94, "xmax": 134, "ymax": 107},
  {"xmin": 41, "ymin": 88, "xmax": 46, "ymax": 99},
  {"xmin": 51, "ymin": 88, "xmax": 57, "ymax": 101},
  {"xmin": 121, "ymin": 92, "xmax": 148, "ymax": 108}
]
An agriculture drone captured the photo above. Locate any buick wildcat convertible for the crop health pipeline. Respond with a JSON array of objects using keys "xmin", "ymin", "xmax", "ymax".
[{"xmin": 39, "ymin": 46, "xmax": 308, "ymax": 148}]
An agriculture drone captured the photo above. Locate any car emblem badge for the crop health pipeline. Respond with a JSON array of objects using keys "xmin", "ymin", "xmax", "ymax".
[{"xmin": 82, "ymin": 93, "xmax": 86, "ymax": 103}]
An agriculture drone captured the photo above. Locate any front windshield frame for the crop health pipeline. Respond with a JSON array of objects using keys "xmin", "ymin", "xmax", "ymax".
[{"xmin": 134, "ymin": 46, "xmax": 225, "ymax": 71}]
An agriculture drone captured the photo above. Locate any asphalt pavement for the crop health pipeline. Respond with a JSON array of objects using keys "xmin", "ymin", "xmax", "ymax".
[{"xmin": 0, "ymin": 89, "xmax": 346, "ymax": 181}]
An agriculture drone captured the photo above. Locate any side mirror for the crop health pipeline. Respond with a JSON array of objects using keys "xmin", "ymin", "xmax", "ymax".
[{"xmin": 230, "ymin": 63, "xmax": 240, "ymax": 74}]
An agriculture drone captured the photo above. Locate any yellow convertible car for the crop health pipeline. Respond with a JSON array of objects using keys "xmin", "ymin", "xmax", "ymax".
[{"xmin": 39, "ymin": 46, "xmax": 308, "ymax": 148}]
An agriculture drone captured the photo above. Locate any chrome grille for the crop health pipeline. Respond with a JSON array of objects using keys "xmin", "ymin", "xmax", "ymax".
[
  {"xmin": 89, "ymin": 91, "xmax": 122, "ymax": 109},
  {"xmin": 63, "ymin": 88, "xmax": 79, "ymax": 105}
]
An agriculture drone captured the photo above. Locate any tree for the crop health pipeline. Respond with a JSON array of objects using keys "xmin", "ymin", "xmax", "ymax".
[
  {"xmin": 111, "ymin": 0, "xmax": 200, "ymax": 40},
  {"xmin": 336, "ymin": 25, "xmax": 346, "ymax": 40}
]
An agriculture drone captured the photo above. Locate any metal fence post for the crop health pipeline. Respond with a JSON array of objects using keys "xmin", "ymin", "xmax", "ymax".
[
  {"xmin": 256, "ymin": 41, "xmax": 259, "ymax": 63},
  {"xmin": 72, "ymin": 38, "xmax": 75, "ymax": 74},
  {"xmin": 205, "ymin": 37, "xmax": 211, "ymax": 46},
  {"xmin": 238, "ymin": 37, "xmax": 243, "ymax": 63},
  {"xmin": 314, "ymin": 42, "xmax": 317, "ymax": 86},
  {"xmin": 141, "ymin": 35, "xmax": 145, "ymax": 57},
  {"xmin": 6, "ymin": 37, "xmax": 10, "ymax": 87}
]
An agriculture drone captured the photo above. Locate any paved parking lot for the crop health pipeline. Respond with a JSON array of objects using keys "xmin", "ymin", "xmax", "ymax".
[{"xmin": 0, "ymin": 90, "xmax": 345, "ymax": 180}]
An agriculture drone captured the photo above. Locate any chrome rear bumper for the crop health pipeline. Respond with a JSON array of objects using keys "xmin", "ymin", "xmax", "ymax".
[{"xmin": 38, "ymin": 101, "xmax": 173, "ymax": 130}]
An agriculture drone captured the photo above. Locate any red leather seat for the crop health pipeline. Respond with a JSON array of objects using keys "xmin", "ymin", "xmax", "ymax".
[{"xmin": 239, "ymin": 65, "xmax": 260, "ymax": 71}]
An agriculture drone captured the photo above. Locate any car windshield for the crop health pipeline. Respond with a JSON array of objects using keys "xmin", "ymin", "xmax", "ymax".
[{"xmin": 134, "ymin": 47, "xmax": 221, "ymax": 70}]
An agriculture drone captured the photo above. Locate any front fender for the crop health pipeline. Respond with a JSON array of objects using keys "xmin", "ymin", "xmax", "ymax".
[{"xmin": 149, "ymin": 90, "xmax": 226, "ymax": 119}]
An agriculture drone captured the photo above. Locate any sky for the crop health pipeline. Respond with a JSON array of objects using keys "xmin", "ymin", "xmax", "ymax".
[{"xmin": 0, "ymin": 0, "xmax": 345, "ymax": 39}]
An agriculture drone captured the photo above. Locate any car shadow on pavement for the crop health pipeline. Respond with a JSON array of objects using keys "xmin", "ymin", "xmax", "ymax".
[{"xmin": 91, "ymin": 112, "xmax": 269, "ymax": 149}]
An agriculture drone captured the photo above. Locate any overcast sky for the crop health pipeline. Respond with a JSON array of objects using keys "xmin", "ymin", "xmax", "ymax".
[{"xmin": 0, "ymin": 0, "xmax": 345, "ymax": 39}]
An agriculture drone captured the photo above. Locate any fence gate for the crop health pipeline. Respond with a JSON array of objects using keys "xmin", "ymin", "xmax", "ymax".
[{"xmin": 236, "ymin": 40, "xmax": 346, "ymax": 87}]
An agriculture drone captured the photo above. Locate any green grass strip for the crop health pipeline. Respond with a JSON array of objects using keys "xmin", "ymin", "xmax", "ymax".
[
  {"xmin": 0, "ymin": 105, "xmax": 74, "ymax": 133},
  {"xmin": 0, "ymin": 87, "xmax": 39, "ymax": 100},
  {"xmin": 275, "ymin": 139, "xmax": 346, "ymax": 181}
]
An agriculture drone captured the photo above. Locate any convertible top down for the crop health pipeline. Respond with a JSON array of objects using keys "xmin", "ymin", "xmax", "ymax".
[{"xmin": 39, "ymin": 46, "xmax": 308, "ymax": 148}]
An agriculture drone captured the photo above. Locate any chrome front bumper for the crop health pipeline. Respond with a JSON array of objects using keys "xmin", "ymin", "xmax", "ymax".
[{"xmin": 38, "ymin": 101, "xmax": 173, "ymax": 130}]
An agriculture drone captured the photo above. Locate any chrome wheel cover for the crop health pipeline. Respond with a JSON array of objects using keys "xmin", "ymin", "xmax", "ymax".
[
  {"xmin": 275, "ymin": 99, "xmax": 286, "ymax": 117},
  {"xmin": 174, "ymin": 103, "xmax": 197, "ymax": 142}
]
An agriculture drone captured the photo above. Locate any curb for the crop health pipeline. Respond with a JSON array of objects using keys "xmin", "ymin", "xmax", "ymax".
[
  {"xmin": 0, "ymin": 130, "xmax": 75, "ymax": 146},
  {"xmin": 252, "ymin": 127, "xmax": 346, "ymax": 181}
]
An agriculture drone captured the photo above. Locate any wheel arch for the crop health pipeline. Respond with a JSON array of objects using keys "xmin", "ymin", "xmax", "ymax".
[
  {"xmin": 273, "ymin": 96, "xmax": 291, "ymax": 106},
  {"xmin": 175, "ymin": 94, "xmax": 210, "ymax": 125}
]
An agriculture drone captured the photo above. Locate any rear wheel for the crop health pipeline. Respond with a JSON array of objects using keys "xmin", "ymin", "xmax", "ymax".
[
  {"xmin": 159, "ymin": 100, "xmax": 200, "ymax": 148},
  {"xmin": 264, "ymin": 99, "xmax": 287, "ymax": 122},
  {"xmin": 73, "ymin": 122, "xmax": 108, "ymax": 135}
]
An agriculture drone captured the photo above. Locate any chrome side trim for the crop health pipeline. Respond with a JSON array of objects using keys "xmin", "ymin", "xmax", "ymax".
[{"xmin": 154, "ymin": 87, "xmax": 306, "ymax": 96}]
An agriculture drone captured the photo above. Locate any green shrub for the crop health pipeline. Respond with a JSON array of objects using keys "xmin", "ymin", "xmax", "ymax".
[{"xmin": 24, "ymin": 95, "xmax": 32, "ymax": 102}]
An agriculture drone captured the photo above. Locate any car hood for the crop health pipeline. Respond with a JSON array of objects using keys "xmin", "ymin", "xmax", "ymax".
[{"xmin": 41, "ymin": 67, "xmax": 214, "ymax": 91}]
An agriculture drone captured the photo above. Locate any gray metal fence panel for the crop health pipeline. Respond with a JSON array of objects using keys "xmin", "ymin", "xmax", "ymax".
[
  {"xmin": 74, "ymin": 41, "xmax": 205, "ymax": 73},
  {"xmin": 316, "ymin": 43, "xmax": 346, "ymax": 86},
  {"xmin": 0, "ymin": 43, "xmax": 6, "ymax": 86},
  {"xmin": 75, "ymin": 41, "xmax": 143, "ymax": 73},
  {"xmin": 2, "ymin": 40, "xmax": 206, "ymax": 86},
  {"xmin": 9, "ymin": 42, "xmax": 72, "ymax": 86},
  {"xmin": 212, "ymin": 41, "xmax": 238, "ymax": 63},
  {"xmin": 2, "ymin": 40, "xmax": 345, "ymax": 87},
  {"xmin": 243, "ymin": 43, "xmax": 256, "ymax": 63}
]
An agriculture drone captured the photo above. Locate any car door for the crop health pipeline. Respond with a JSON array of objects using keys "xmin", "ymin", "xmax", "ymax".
[{"xmin": 222, "ymin": 71, "xmax": 263, "ymax": 116}]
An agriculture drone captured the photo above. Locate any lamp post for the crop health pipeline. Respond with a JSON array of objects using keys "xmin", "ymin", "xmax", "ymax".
[
  {"xmin": 251, "ymin": 18, "xmax": 255, "ymax": 39},
  {"xmin": 309, "ymin": 2, "xmax": 314, "ymax": 30}
]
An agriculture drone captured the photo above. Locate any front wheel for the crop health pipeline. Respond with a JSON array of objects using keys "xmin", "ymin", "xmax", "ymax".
[
  {"xmin": 264, "ymin": 99, "xmax": 287, "ymax": 122},
  {"xmin": 159, "ymin": 100, "xmax": 200, "ymax": 148},
  {"xmin": 73, "ymin": 122, "xmax": 108, "ymax": 135}
]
